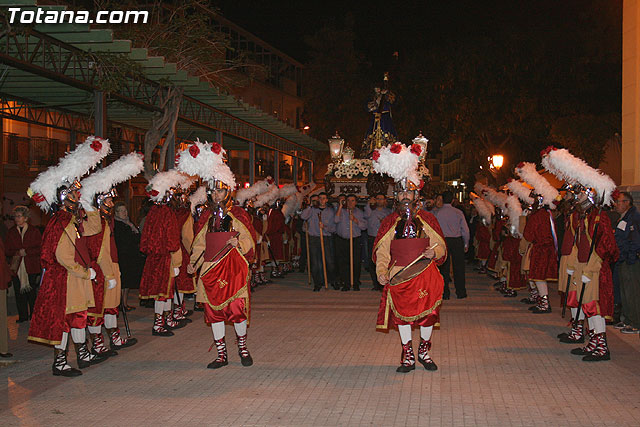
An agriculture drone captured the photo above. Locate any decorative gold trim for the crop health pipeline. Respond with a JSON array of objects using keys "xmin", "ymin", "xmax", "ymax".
[
  {"xmin": 387, "ymin": 291, "xmax": 442, "ymax": 322},
  {"xmin": 28, "ymin": 336, "xmax": 61, "ymax": 346}
]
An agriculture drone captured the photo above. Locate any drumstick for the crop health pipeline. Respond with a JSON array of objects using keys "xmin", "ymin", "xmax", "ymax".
[{"xmin": 390, "ymin": 243, "xmax": 439, "ymax": 282}]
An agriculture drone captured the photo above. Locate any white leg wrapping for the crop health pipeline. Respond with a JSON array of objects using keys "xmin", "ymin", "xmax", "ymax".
[
  {"xmin": 104, "ymin": 314, "xmax": 117, "ymax": 329},
  {"xmin": 234, "ymin": 320, "xmax": 247, "ymax": 336},
  {"xmin": 398, "ymin": 324, "xmax": 412, "ymax": 344},
  {"xmin": 173, "ymin": 292, "xmax": 180, "ymax": 304},
  {"xmin": 154, "ymin": 300, "xmax": 164, "ymax": 314},
  {"xmin": 535, "ymin": 280, "xmax": 548, "ymax": 297},
  {"xmin": 211, "ymin": 321, "xmax": 225, "ymax": 340},
  {"xmin": 592, "ymin": 315, "xmax": 606, "ymax": 334},
  {"xmin": 87, "ymin": 325, "xmax": 102, "ymax": 334},
  {"xmin": 420, "ymin": 326, "xmax": 433, "ymax": 341},
  {"xmin": 70, "ymin": 327, "xmax": 86, "ymax": 344},
  {"xmin": 55, "ymin": 331, "xmax": 69, "ymax": 350},
  {"xmin": 587, "ymin": 316, "xmax": 595, "ymax": 330},
  {"xmin": 164, "ymin": 299, "xmax": 172, "ymax": 312}
]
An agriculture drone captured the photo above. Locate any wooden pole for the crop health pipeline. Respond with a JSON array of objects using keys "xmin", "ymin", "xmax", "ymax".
[
  {"xmin": 349, "ymin": 211, "xmax": 354, "ymax": 288},
  {"xmin": 305, "ymin": 222, "xmax": 311, "ymax": 286},
  {"xmin": 318, "ymin": 213, "xmax": 328, "ymax": 289}
]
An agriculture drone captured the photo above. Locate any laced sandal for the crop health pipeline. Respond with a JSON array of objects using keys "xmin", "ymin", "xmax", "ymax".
[
  {"xmin": 559, "ymin": 323, "xmax": 584, "ymax": 343},
  {"xmin": 76, "ymin": 342, "xmax": 107, "ymax": 369},
  {"xmin": 417, "ymin": 339, "xmax": 438, "ymax": 371},
  {"xmin": 582, "ymin": 333, "xmax": 611, "ymax": 361},
  {"xmin": 236, "ymin": 334, "xmax": 253, "ymax": 367},
  {"xmin": 152, "ymin": 313, "xmax": 174, "ymax": 337},
  {"xmin": 52, "ymin": 349, "xmax": 82, "ymax": 377},
  {"xmin": 396, "ymin": 341, "xmax": 416, "ymax": 373},
  {"xmin": 164, "ymin": 312, "xmax": 187, "ymax": 330},
  {"xmin": 91, "ymin": 332, "xmax": 118, "ymax": 358},
  {"xmin": 531, "ymin": 295, "xmax": 552, "ymax": 314},
  {"xmin": 571, "ymin": 329, "xmax": 596, "ymax": 355},
  {"xmin": 207, "ymin": 338, "xmax": 228, "ymax": 369},
  {"xmin": 109, "ymin": 328, "xmax": 138, "ymax": 349}
]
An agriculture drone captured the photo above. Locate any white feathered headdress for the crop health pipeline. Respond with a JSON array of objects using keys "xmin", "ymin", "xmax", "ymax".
[
  {"xmin": 282, "ymin": 183, "xmax": 315, "ymax": 220},
  {"xmin": 506, "ymin": 179, "xmax": 535, "ymax": 205},
  {"xmin": 372, "ymin": 142, "xmax": 424, "ymax": 188},
  {"xmin": 236, "ymin": 177, "xmax": 275, "ymax": 205},
  {"xmin": 176, "ymin": 139, "xmax": 236, "ymax": 189},
  {"xmin": 470, "ymin": 192, "xmax": 494, "ymax": 224},
  {"xmin": 28, "ymin": 136, "xmax": 111, "ymax": 212},
  {"xmin": 474, "ymin": 182, "xmax": 507, "ymax": 210},
  {"xmin": 80, "ymin": 152, "xmax": 144, "ymax": 211},
  {"xmin": 189, "ymin": 186, "xmax": 207, "ymax": 214},
  {"xmin": 254, "ymin": 184, "xmax": 280, "ymax": 208},
  {"xmin": 540, "ymin": 146, "xmax": 616, "ymax": 206},
  {"xmin": 505, "ymin": 194, "xmax": 523, "ymax": 235},
  {"xmin": 146, "ymin": 169, "xmax": 192, "ymax": 202},
  {"xmin": 515, "ymin": 162, "xmax": 559, "ymax": 209}
]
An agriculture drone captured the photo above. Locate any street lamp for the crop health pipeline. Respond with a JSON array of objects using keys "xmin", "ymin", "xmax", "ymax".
[
  {"xmin": 342, "ymin": 145, "xmax": 355, "ymax": 163},
  {"xmin": 490, "ymin": 154, "xmax": 504, "ymax": 169},
  {"xmin": 412, "ymin": 132, "xmax": 429, "ymax": 163},
  {"xmin": 328, "ymin": 132, "xmax": 345, "ymax": 164}
]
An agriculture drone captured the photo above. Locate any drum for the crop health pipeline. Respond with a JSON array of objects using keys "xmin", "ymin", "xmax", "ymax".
[{"xmin": 390, "ymin": 257, "xmax": 432, "ymax": 286}]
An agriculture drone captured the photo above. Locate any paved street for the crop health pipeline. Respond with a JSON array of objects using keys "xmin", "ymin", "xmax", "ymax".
[{"xmin": 1, "ymin": 266, "xmax": 640, "ymax": 426}]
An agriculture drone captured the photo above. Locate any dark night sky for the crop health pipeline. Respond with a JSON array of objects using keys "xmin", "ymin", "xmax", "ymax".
[{"xmin": 217, "ymin": 0, "xmax": 585, "ymax": 67}]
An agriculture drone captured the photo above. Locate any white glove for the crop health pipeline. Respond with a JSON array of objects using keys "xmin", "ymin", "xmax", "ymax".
[
  {"xmin": 257, "ymin": 237, "xmax": 262, "ymax": 245},
  {"xmin": 108, "ymin": 279, "xmax": 117, "ymax": 290},
  {"xmin": 566, "ymin": 269, "xmax": 574, "ymax": 275},
  {"xmin": 173, "ymin": 267, "xmax": 180, "ymax": 277},
  {"xmin": 89, "ymin": 268, "xmax": 96, "ymax": 280},
  {"xmin": 581, "ymin": 274, "xmax": 591, "ymax": 283},
  {"xmin": 283, "ymin": 240, "xmax": 288, "ymax": 245}
]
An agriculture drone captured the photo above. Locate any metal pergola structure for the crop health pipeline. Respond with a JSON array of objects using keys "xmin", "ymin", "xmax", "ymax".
[{"xmin": 0, "ymin": 0, "xmax": 324, "ymax": 185}]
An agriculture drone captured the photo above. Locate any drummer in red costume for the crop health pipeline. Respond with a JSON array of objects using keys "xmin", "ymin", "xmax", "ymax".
[
  {"xmin": 178, "ymin": 140, "xmax": 257, "ymax": 369},
  {"xmin": 516, "ymin": 162, "xmax": 560, "ymax": 314},
  {"xmin": 139, "ymin": 170, "xmax": 190, "ymax": 336},
  {"xmin": 372, "ymin": 142, "xmax": 447, "ymax": 373},
  {"xmin": 27, "ymin": 136, "xmax": 111, "ymax": 377}
]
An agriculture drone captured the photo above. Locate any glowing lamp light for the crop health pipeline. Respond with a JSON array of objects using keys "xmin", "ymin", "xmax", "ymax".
[
  {"xmin": 412, "ymin": 132, "xmax": 429, "ymax": 162},
  {"xmin": 342, "ymin": 145, "xmax": 355, "ymax": 163},
  {"xmin": 244, "ymin": 182, "xmax": 250, "ymax": 188},
  {"xmin": 328, "ymin": 132, "xmax": 345, "ymax": 162},
  {"xmin": 491, "ymin": 154, "xmax": 504, "ymax": 169},
  {"xmin": 452, "ymin": 180, "xmax": 458, "ymax": 186},
  {"xmin": 303, "ymin": 125, "xmax": 310, "ymax": 130}
]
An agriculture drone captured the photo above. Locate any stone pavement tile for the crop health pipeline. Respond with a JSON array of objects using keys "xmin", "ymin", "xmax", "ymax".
[{"xmin": 1, "ymin": 265, "xmax": 640, "ymax": 426}]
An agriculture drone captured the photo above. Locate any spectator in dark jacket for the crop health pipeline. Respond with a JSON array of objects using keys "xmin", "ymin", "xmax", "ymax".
[
  {"xmin": 613, "ymin": 192, "xmax": 640, "ymax": 334},
  {"xmin": 4, "ymin": 205, "xmax": 41, "ymax": 322},
  {"xmin": 113, "ymin": 202, "xmax": 145, "ymax": 310},
  {"xmin": 0, "ymin": 239, "xmax": 13, "ymax": 357}
]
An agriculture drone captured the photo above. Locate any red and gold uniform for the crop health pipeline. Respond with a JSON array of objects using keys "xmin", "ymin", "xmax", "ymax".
[
  {"xmin": 474, "ymin": 222, "xmax": 491, "ymax": 262},
  {"xmin": 191, "ymin": 205, "xmax": 256, "ymax": 325},
  {"xmin": 28, "ymin": 210, "xmax": 96, "ymax": 346},
  {"xmin": 374, "ymin": 210, "xmax": 447, "ymax": 330}
]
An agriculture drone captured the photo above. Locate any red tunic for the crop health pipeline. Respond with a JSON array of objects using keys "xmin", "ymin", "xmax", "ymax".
[
  {"xmin": 28, "ymin": 211, "xmax": 74, "ymax": 345},
  {"xmin": 475, "ymin": 223, "xmax": 491, "ymax": 260},
  {"xmin": 487, "ymin": 219, "xmax": 506, "ymax": 271},
  {"xmin": 85, "ymin": 222, "xmax": 107, "ymax": 323},
  {"xmin": 501, "ymin": 235, "xmax": 527, "ymax": 290},
  {"xmin": 373, "ymin": 211, "xmax": 447, "ymax": 330},
  {"xmin": 522, "ymin": 208, "xmax": 558, "ymax": 281},
  {"xmin": 266, "ymin": 209, "xmax": 286, "ymax": 261},
  {"xmin": 194, "ymin": 206, "xmax": 256, "ymax": 323},
  {"xmin": 174, "ymin": 207, "xmax": 195, "ymax": 293},
  {"xmin": 139, "ymin": 204, "xmax": 180, "ymax": 300}
]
